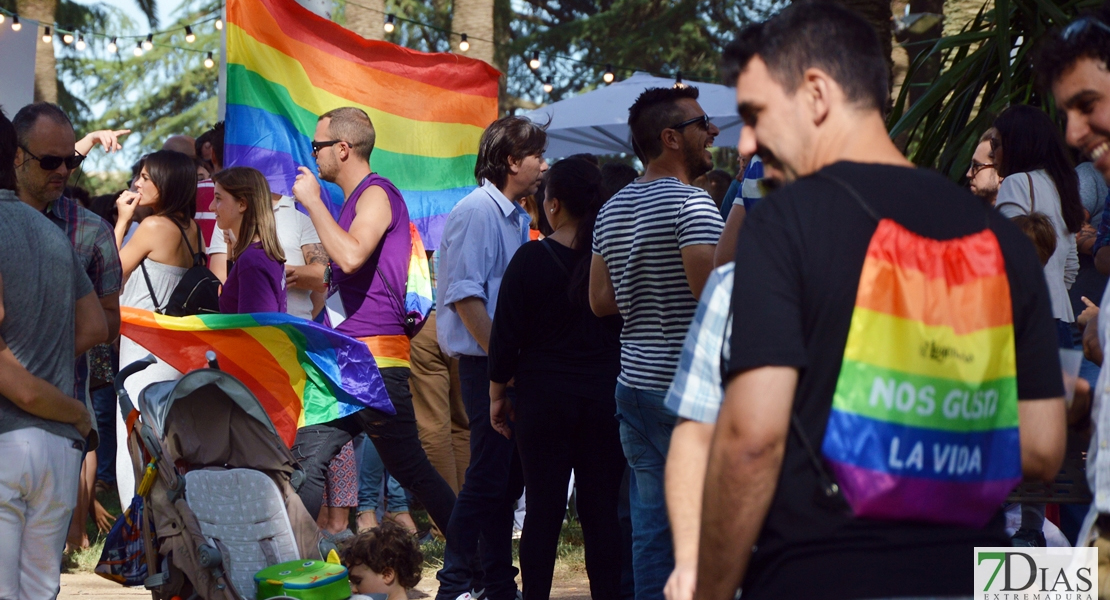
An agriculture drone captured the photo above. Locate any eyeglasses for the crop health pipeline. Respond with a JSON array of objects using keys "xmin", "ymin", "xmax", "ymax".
[
  {"xmin": 311, "ymin": 140, "xmax": 343, "ymax": 156},
  {"xmin": 19, "ymin": 145, "xmax": 85, "ymax": 171},
  {"xmin": 970, "ymin": 161, "xmax": 996, "ymax": 177},
  {"xmin": 667, "ymin": 114, "xmax": 711, "ymax": 132},
  {"xmin": 1061, "ymin": 16, "xmax": 1110, "ymax": 42}
]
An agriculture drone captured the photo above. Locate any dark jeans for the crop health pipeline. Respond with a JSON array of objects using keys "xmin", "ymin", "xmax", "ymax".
[
  {"xmin": 514, "ymin": 378, "xmax": 625, "ymax": 600},
  {"xmin": 91, "ymin": 384, "xmax": 116, "ymax": 484},
  {"xmin": 435, "ymin": 356, "xmax": 524, "ymax": 600},
  {"xmin": 291, "ymin": 367, "xmax": 456, "ymax": 532}
]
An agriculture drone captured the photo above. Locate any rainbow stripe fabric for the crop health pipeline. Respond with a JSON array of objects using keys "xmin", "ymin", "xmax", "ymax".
[
  {"xmin": 821, "ymin": 220, "xmax": 1021, "ymax": 528},
  {"xmin": 120, "ymin": 307, "xmax": 392, "ymax": 447},
  {"xmin": 224, "ymin": 0, "xmax": 501, "ymax": 249}
]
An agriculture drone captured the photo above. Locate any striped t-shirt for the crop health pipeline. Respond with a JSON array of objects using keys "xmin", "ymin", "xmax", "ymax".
[{"xmin": 593, "ymin": 177, "xmax": 725, "ymax": 390}]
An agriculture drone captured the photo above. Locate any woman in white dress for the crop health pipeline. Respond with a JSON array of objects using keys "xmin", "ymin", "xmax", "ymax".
[{"xmin": 112, "ymin": 150, "xmax": 202, "ymax": 508}]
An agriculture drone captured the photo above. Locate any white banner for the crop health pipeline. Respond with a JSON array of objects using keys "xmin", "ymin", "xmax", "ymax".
[{"xmin": 0, "ymin": 22, "xmax": 36, "ymax": 115}]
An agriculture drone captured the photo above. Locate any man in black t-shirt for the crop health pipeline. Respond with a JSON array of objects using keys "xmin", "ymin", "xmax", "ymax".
[{"xmin": 692, "ymin": 5, "xmax": 1067, "ymax": 600}]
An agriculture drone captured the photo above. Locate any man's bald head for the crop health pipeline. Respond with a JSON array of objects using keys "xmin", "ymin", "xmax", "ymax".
[{"xmin": 163, "ymin": 135, "xmax": 196, "ymax": 158}]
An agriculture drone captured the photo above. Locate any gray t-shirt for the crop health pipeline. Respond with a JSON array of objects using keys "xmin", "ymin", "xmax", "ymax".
[{"xmin": 0, "ymin": 189, "xmax": 93, "ymax": 443}]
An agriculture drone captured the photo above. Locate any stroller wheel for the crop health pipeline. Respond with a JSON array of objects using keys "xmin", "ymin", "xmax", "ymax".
[{"xmin": 197, "ymin": 543, "xmax": 223, "ymax": 569}]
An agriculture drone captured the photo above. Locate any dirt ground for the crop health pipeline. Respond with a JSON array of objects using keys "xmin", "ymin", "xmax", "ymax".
[{"xmin": 58, "ymin": 570, "xmax": 593, "ymax": 600}]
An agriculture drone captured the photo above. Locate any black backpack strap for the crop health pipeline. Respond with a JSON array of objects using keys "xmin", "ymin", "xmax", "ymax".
[
  {"xmin": 541, "ymin": 238, "xmax": 570, "ymax": 277},
  {"xmin": 170, "ymin": 219, "xmax": 205, "ymax": 266},
  {"xmin": 816, "ymin": 172, "xmax": 881, "ymax": 223},
  {"xmin": 139, "ymin": 260, "xmax": 163, "ymax": 313}
]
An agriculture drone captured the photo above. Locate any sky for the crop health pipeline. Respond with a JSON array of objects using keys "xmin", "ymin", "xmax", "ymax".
[{"xmin": 72, "ymin": 0, "xmax": 186, "ymax": 35}]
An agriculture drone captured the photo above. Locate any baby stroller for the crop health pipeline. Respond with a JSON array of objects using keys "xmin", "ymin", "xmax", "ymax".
[{"xmin": 115, "ymin": 351, "xmax": 330, "ymax": 600}]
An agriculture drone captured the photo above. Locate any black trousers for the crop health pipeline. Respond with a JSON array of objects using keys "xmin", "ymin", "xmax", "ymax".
[
  {"xmin": 291, "ymin": 366, "xmax": 456, "ymax": 533},
  {"xmin": 514, "ymin": 376, "xmax": 626, "ymax": 600}
]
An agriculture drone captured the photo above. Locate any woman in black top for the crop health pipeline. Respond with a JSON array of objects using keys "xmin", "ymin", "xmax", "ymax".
[{"xmin": 489, "ymin": 158, "xmax": 625, "ymax": 600}]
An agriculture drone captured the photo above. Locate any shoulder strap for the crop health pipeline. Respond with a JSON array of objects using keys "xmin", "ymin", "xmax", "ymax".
[
  {"xmin": 170, "ymin": 219, "xmax": 204, "ymax": 266},
  {"xmin": 540, "ymin": 238, "xmax": 570, "ymax": 277},
  {"xmin": 1026, "ymin": 172, "xmax": 1036, "ymax": 213},
  {"xmin": 815, "ymin": 173, "xmax": 881, "ymax": 223},
  {"xmin": 139, "ymin": 260, "xmax": 163, "ymax": 312}
]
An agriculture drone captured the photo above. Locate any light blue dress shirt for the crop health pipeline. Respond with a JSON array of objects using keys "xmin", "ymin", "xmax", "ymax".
[{"xmin": 435, "ymin": 180, "xmax": 532, "ymax": 357}]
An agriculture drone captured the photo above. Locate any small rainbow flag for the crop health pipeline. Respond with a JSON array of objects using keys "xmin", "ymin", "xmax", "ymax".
[
  {"xmin": 821, "ymin": 219, "xmax": 1021, "ymax": 528},
  {"xmin": 120, "ymin": 307, "xmax": 393, "ymax": 446},
  {"xmin": 224, "ymin": 0, "xmax": 501, "ymax": 249}
]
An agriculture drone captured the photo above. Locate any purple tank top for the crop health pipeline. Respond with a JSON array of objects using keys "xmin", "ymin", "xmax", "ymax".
[{"xmin": 325, "ymin": 173, "xmax": 410, "ymax": 337}]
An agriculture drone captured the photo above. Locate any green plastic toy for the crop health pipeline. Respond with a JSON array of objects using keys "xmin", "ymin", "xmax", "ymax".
[{"xmin": 254, "ymin": 559, "xmax": 351, "ymax": 600}]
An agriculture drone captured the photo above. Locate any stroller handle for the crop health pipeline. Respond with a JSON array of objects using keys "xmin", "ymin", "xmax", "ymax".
[{"xmin": 115, "ymin": 354, "xmax": 157, "ymax": 417}]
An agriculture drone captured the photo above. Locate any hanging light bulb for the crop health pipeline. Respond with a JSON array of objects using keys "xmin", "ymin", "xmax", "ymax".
[
  {"xmin": 133, "ymin": 41, "xmax": 143, "ymax": 56},
  {"xmin": 673, "ymin": 70, "xmax": 685, "ymax": 88},
  {"xmin": 214, "ymin": 17, "xmax": 223, "ymax": 30},
  {"xmin": 204, "ymin": 52, "xmax": 215, "ymax": 69},
  {"xmin": 528, "ymin": 51, "xmax": 540, "ymax": 70},
  {"xmin": 543, "ymin": 77, "xmax": 553, "ymax": 94},
  {"xmin": 12, "ymin": 15, "xmax": 21, "ymax": 31},
  {"xmin": 384, "ymin": 14, "xmax": 395, "ymax": 33},
  {"xmin": 62, "ymin": 30, "xmax": 73, "ymax": 44},
  {"xmin": 107, "ymin": 36, "xmax": 117, "ymax": 53},
  {"xmin": 458, "ymin": 33, "xmax": 469, "ymax": 52},
  {"xmin": 0, "ymin": 14, "xmax": 5, "ymax": 25},
  {"xmin": 142, "ymin": 33, "xmax": 153, "ymax": 50},
  {"xmin": 602, "ymin": 64, "xmax": 615, "ymax": 83},
  {"xmin": 185, "ymin": 25, "xmax": 195, "ymax": 43},
  {"xmin": 42, "ymin": 27, "xmax": 52, "ymax": 44},
  {"xmin": 75, "ymin": 34, "xmax": 86, "ymax": 50}
]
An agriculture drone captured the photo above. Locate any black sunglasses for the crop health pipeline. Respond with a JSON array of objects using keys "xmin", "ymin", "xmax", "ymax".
[
  {"xmin": 19, "ymin": 145, "xmax": 85, "ymax": 171},
  {"xmin": 970, "ymin": 161, "xmax": 996, "ymax": 178},
  {"xmin": 668, "ymin": 114, "xmax": 711, "ymax": 131},
  {"xmin": 1061, "ymin": 16, "xmax": 1110, "ymax": 41},
  {"xmin": 311, "ymin": 139, "xmax": 343, "ymax": 156}
]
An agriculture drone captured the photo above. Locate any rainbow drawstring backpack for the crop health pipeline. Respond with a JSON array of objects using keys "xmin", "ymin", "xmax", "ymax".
[{"xmin": 814, "ymin": 174, "xmax": 1022, "ymax": 529}]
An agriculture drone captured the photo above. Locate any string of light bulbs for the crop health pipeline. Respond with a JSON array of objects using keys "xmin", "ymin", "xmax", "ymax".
[
  {"xmin": 0, "ymin": 5, "xmax": 221, "ymax": 66},
  {"xmin": 0, "ymin": 1, "xmax": 685, "ymax": 88},
  {"xmin": 341, "ymin": 0, "xmax": 670, "ymax": 91}
]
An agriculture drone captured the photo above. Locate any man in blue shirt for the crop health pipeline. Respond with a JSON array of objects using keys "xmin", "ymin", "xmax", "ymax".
[{"xmin": 435, "ymin": 115, "xmax": 548, "ymax": 600}]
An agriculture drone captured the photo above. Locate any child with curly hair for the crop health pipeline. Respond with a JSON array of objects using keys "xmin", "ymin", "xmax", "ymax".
[{"xmin": 341, "ymin": 521, "xmax": 423, "ymax": 600}]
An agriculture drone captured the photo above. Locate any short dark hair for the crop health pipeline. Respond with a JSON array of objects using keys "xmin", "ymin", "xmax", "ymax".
[
  {"xmin": 341, "ymin": 522, "xmax": 423, "ymax": 589},
  {"xmin": 475, "ymin": 116, "xmax": 547, "ymax": 188},
  {"xmin": 628, "ymin": 86, "xmax": 701, "ymax": 162},
  {"xmin": 722, "ymin": 1, "xmax": 889, "ymax": 112},
  {"xmin": 12, "ymin": 102, "xmax": 73, "ymax": 149},
  {"xmin": 210, "ymin": 122, "xmax": 225, "ymax": 169},
  {"xmin": 320, "ymin": 107, "xmax": 376, "ymax": 161},
  {"xmin": 993, "ymin": 104, "xmax": 1084, "ymax": 234},
  {"xmin": 1036, "ymin": 5, "xmax": 1110, "ymax": 92},
  {"xmin": 0, "ymin": 108, "xmax": 16, "ymax": 191},
  {"xmin": 600, "ymin": 161, "xmax": 638, "ymax": 201},
  {"xmin": 143, "ymin": 150, "xmax": 198, "ymax": 228}
]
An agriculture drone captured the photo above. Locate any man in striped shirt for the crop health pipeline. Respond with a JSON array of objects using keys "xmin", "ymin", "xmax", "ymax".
[{"xmin": 589, "ymin": 86, "xmax": 725, "ymax": 600}]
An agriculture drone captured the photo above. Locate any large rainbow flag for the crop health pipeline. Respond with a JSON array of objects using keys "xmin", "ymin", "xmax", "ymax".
[
  {"xmin": 224, "ymin": 0, "xmax": 501, "ymax": 249},
  {"xmin": 120, "ymin": 307, "xmax": 393, "ymax": 446},
  {"xmin": 820, "ymin": 219, "xmax": 1021, "ymax": 528}
]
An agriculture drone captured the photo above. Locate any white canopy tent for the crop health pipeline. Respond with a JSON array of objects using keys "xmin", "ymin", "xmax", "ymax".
[{"xmin": 520, "ymin": 72, "xmax": 742, "ymax": 159}]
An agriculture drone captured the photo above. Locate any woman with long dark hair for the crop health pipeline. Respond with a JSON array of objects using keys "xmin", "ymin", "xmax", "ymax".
[
  {"xmin": 488, "ymin": 157, "xmax": 625, "ymax": 600},
  {"xmin": 995, "ymin": 105, "xmax": 1083, "ymax": 342},
  {"xmin": 112, "ymin": 150, "xmax": 203, "ymax": 508}
]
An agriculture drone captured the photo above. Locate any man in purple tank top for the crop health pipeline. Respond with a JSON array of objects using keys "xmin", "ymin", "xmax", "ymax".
[{"xmin": 291, "ymin": 107, "xmax": 456, "ymax": 535}]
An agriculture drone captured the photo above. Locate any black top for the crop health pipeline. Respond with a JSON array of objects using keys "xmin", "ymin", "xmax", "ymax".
[
  {"xmin": 726, "ymin": 162, "xmax": 1064, "ymax": 598},
  {"xmin": 489, "ymin": 239, "xmax": 621, "ymax": 396}
]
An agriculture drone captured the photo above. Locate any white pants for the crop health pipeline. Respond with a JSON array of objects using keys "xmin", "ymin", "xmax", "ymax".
[{"xmin": 0, "ymin": 428, "xmax": 83, "ymax": 600}]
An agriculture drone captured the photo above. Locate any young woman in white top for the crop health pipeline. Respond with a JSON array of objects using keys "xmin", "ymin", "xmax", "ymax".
[
  {"xmin": 111, "ymin": 149, "xmax": 201, "ymax": 508},
  {"xmin": 994, "ymin": 105, "xmax": 1084, "ymax": 345}
]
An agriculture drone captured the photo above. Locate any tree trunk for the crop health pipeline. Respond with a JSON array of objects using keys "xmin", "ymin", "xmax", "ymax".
[
  {"xmin": 904, "ymin": 0, "xmax": 945, "ymax": 106},
  {"xmin": 453, "ymin": 0, "xmax": 495, "ymax": 65},
  {"xmin": 830, "ymin": 0, "xmax": 894, "ymax": 97},
  {"xmin": 345, "ymin": 0, "xmax": 384, "ymax": 41},
  {"xmin": 18, "ymin": 0, "xmax": 57, "ymax": 103}
]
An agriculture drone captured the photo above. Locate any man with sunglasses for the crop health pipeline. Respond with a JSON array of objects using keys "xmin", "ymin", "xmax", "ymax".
[
  {"xmin": 291, "ymin": 106, "xmax": 457, "ymax": 537},
  {"xmin": 589, "ymin": 86, "xmax": 724, "ymax": 600},
  {"xmin": 1037, "ymin": 6, "xmax": 1110, "ymax": 589},
  {"xmin": 11, "ymin": 102, "xmax": 125, "ymax": 550}
]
